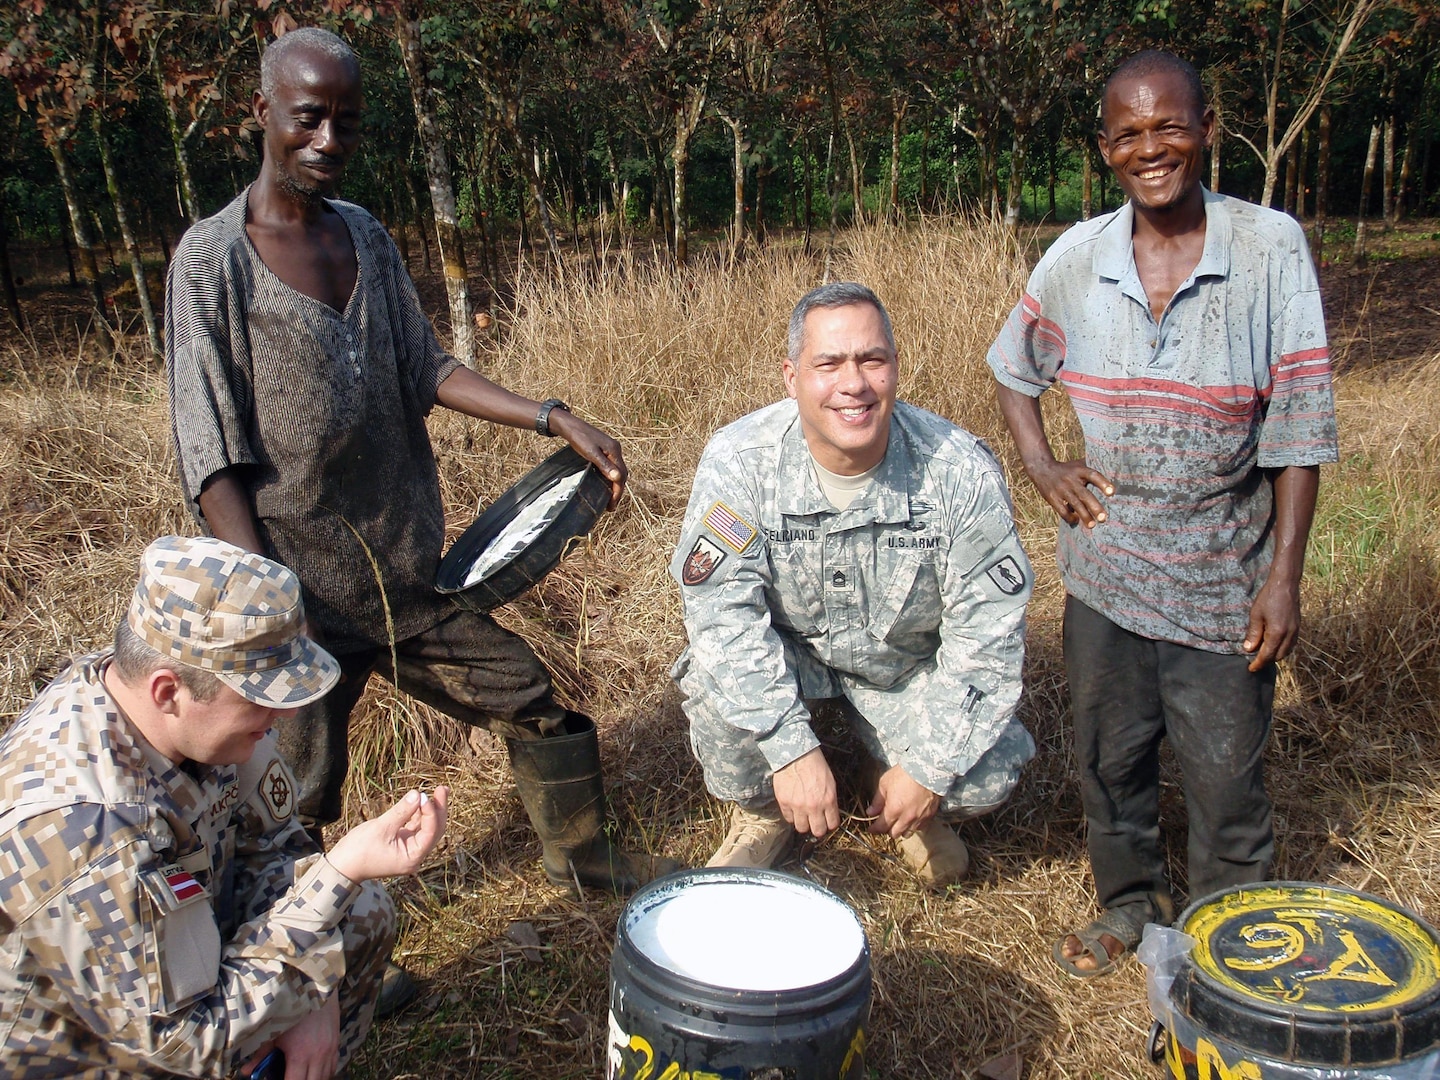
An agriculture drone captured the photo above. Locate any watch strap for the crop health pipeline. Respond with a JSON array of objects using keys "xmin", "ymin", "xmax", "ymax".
[{"xmin": 535, "ymin": 398, "xmax": 568, "ymax": 436}]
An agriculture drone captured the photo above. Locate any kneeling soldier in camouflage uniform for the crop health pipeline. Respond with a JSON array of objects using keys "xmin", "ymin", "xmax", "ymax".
[
  {"xmin": 671, "ymin": 283, "xmax": 1034, "ymax": 889},
  {"xmin": 0, "ymin": 535, "xmax": 448, "ymax": 1078}
]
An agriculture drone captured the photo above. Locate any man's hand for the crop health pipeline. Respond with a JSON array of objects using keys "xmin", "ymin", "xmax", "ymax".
[
  {"xmin": 549, "ymin": 409, "xmax": 628, "ymax": 509},
  {"xmin": 993, "ymin": 383, "xmax": 1113, "ymax": 529},
  {"xmin": 865, "ymin": 765, "xmax": 941, "ymax": 838},
  {"xmin": 326, "ymin": 787, "xmax": 449, "ymax": 883},
  {"xmin": 1026, "ymin": 457, "xmax": 1115, "ymax": 530},
  {"xmin": 771, "ymin": 747, "xmax": 840, "ymax": 840},
  {"xmin": 276, "ymin": 993, "xmax": 340, "ymax": 1080},
  {"xmin": 1242, "ymin": 574, "xmax": 1301, "ymax": 672}
]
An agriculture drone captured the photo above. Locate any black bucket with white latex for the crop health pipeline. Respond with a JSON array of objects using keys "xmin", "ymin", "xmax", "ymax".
[
  {"xmin": 607, "ymin": 868, "xmax": 871, "ymax": 1079},
  {"xmin": 435, "ymin": 446, "xmax": 609, "ymax": 612}
]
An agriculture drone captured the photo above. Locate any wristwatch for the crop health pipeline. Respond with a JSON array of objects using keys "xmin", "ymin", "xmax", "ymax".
[{"xmin": 535, "ymin": 398, "xmax": 568, "ymax": 436}]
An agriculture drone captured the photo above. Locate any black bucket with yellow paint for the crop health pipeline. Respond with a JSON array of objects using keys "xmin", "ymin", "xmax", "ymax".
[
  {"xmin": 1143, "ymin": 882, "xmax": 1440, "ymax": 1079},
  {"xmin": 607, "ymin": 868, "xmax": 870, "ymax": 1080}
]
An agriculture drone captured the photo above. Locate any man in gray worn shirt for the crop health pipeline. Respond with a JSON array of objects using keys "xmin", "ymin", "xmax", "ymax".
[
  {"xmin": 165, "ymin": 28, "xmax": 674, "ymax": 971},
  {"xmin": 988, "ymin": 51, "xmax": 1337, "ymax": 977},
  {"xmin": 671, "ymin": 283, "xmax": 1034, "ymax": 889}
]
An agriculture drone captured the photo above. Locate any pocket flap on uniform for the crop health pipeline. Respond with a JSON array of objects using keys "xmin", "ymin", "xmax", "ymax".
[
  {"xmin": 141, "ymin": 864, "xmax": 222, "ymax": 1009},
  {"xmin": 866, "ymin": 558, "xmax": 924, "ymax": 642}
]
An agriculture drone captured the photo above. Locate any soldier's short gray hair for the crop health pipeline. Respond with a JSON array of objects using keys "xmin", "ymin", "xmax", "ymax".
[
  {"xmin": 113, "ymin": 621, "xmax": 224, "ymax": 702},
  {"xmin": 259, "ymin": 27, "xmax": 359, "ymax": 100},
  {"xmin": 787, "ymin": 282, "xmax": 896, "ymax": 362}
]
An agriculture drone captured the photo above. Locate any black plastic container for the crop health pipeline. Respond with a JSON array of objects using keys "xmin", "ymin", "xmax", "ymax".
[
  {"xmin": 608, "ymin": 869, "xmax": 871, "ymax": 1080},
  {"xmin": 1151, "ymin": 882, "xmax": 1440, "ymax": 1079},
  {"xmin": 435, "ymin": 445, "xmax": 609, "ymax": 612}
]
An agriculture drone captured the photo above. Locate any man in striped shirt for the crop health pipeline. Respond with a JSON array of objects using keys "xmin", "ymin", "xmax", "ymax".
[{"xmin": 987, "ymin": 50, "xmax": 1337, "ymax": 976}]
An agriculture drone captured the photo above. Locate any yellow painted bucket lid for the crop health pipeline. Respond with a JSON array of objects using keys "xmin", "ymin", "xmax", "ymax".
[{"xmin": 1170, "ymin": 882, "xmax": 1440, "ymax": 1067}]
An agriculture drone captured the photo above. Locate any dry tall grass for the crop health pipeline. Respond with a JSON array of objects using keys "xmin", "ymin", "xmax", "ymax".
[{"xmin": 1, "ymin": 221, "xmax": 1437, "ymax": 1079}]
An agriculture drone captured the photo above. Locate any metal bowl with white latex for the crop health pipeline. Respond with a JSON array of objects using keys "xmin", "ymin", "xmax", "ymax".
[{"xmin": 435, "ymin": 446, "xmax": 610, "ymax": 612}]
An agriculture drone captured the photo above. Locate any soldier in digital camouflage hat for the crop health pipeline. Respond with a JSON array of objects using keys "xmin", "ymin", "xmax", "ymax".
[
  {"xmin": 671, "ymin": 283, "xmax": 1035, "ymax": 890},
  {"xmin": 0, "ymin": 535, "xmax": 448, "ymax": 1078}
]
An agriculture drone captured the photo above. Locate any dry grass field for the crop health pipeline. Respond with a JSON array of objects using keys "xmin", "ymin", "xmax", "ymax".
[{"xmin": 1, "ymin": 219, "xmax": 1438, "ymax": 1079}]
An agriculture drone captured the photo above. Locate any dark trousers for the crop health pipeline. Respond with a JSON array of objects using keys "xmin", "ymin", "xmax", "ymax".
[
  {"xmin": 1063, "ymin": 596, "xmax": 1276, "ymax": 924},
  {"xmin": 277, "ymin": 607, "xmax": 565, "ymax": 827}
]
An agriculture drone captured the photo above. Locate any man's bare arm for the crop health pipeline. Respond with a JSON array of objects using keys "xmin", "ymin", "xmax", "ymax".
[
  {"xmin": 1243, "ymin": 464, "xmax": 1320, "ymax": 671},
  {"xmin": 434, "ymin": 367, "xmax": 627, "ymax": 508},
  {"xmin": 197, "ymin": 469, "xmax": 265, "ymax": 553},
  {"xmin": 994, "ymin": 383, "xmax": 1114, "ymax": 529}
]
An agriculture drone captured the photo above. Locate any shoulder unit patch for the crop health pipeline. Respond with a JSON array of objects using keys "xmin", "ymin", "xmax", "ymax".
[
  {"xmin": 682, "ymin": 536, "xmax": 727, "ymax": 585},
  {"xmin": 985, "ymin": 555, "xmax": 1026, "ymax": 595},
  {"xmin": 258, "ymin": 759, "xmax": 294, "ymax": 823},
  {"xmin": 703, "ymin": 501, "xmax": 758, "ymax": 553}
]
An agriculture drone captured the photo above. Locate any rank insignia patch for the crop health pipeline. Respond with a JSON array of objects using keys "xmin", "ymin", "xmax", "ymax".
[
  {"xmin": 703, "ymin": 501, "xmax": 758, "ymax": 553},
  {"xmin": 682, "ymin": 536, "xmax": 727, "ymax": 585},
  {"xmin": 986, "ymin": 555, "xmax": 1026, "ymax": 595}
]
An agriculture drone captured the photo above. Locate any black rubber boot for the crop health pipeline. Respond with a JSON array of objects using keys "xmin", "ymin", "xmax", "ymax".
[{"xmin": 505, "ymin": 712, "xmax": 682, "ymax": 895}]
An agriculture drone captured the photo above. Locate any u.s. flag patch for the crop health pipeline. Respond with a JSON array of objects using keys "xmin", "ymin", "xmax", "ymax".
[
  {"xmin": 703, "ymin": 501, "xmax": 757, "ymax": 553},
  {"xmin": 163, "ymin": 865, "xmax": 205, "ymax": 903}
]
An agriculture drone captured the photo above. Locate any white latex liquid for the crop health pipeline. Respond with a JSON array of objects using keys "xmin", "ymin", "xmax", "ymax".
[
  {"xmin": 626, "ymin": 879, "xmax": 865, "ymax": 992},
  {"xmin": 462, "ymin": 470, "xmax": 587, "ymax": 587}
]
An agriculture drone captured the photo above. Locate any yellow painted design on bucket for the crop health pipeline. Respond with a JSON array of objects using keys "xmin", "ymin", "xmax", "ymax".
[
  {"xmin": 1165, "ymin": 1031, "xmax": 1266, "ymax": 1080},
  {"xmin": 1185, "ymin": 885, "xmax": 1440, "ymax": 1013}
]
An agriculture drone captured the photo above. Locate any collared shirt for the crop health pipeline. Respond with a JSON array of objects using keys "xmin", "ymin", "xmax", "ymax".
[
  {"xmin": 167, "ymin": 189, "xmax": 463, "ymax": 652},
  {"xmin": 0, "ymin": 653, "xmax": 365, "ymax": 1078},
  {"xmin": 669, "ymin": 400, "xmax": 1032, "ymax": 794},
  {"xmin": 988, "ymin": 190, "xmax": 1338, "ymax": 651}
]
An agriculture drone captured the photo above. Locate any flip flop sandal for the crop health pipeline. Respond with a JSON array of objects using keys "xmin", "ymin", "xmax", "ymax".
[{"xmin": 1051, "ymin": 907, "xmax": 1145, "ymax": 979}]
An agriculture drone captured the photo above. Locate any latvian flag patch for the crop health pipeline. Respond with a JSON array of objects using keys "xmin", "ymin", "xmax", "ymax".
[
  {"xmin": 163, "ymin": 865, "xmax": 205, "ymax": 903},
  {"xmin": 703, "ymin": 501, "xmax": 757, "ymax": 553}
]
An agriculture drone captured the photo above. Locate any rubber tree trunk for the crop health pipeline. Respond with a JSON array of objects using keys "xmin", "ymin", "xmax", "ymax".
[
  {"xmin": 1210, "ymin": 101, "xmax": 1223, "ymax": 193},
  {"xmin": 1394, "ymin": 120, "xmax": 1417, "ymax": 223},
  {"xmin": 1283, "ymin": 140, "xmax": 1299, "ymax": 217},
  {"xmin": 0, "ymin": 183, "xmax": 23, "ymax": 331},
  {"xmin": 1313, "ymin": 106, "xmax": 1332, "ymax": 264},
  {"xmin": 407, "ymin": 173, "xmax": 433, "ymax": 276},
  {"xmin": 845, "ymin": 125, "xmax": 862, "ymax": 225},
  {"xmin": 158, "ymin": 67, "xmax": 201, "ymax": 225},
  {"xmin": 1297, "ymin": 126, "xmax": 1310, "ymax": 220},
  {"xmin": 1004, "ymin": 125, "xmax": 1028, "ymax": 232},
  {"xmin": 520, "ymin": 134, "xmax": 562, "ymax": 265},
  {"xmin": 718, "ymin": 111, "xmax": 745, "ymax": 261},
  {"xmin": 1081, "ymin": 143, "xmax": 1093, "ymax": 221},
  {"xmin": 48, "ymin": 134, "xmax": 114, "ymax": 352},
  {"xmin": 888, "ymin": 93, "xmax": 905, "ymax": 224},
  {"xmin": 753, "ymin": 162, "xmax": 767, "ymax": 245},
  {"xmin": 1381, "ymin": 115, "xmax": 1395, "ymax": 224},
  {"xmin": 92, "ymin": 111, "xmax": 162, "ymax": 360},
  {"xmin": 1353, "ymin": 122, "xmax": 1381, "ymax": 264},
  {"xmin": 672, "ymin": 81, "xmax": 707, "ymax": 266},
  {"xmin": 396, "ymin": 4, "xmax": 473, "ymax": 366}
]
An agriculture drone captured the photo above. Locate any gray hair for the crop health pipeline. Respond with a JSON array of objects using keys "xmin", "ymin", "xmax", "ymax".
[
  {"xmin": 113, "ymin": 621, "xmax": 223, "ymax": 702},
  {"xmin": 787, "ymin": 282, "xmax": 895, "ymax": 362},
  {"xmin": 259, "ymin": 27, "xmax": 359, "ymax": 100}
]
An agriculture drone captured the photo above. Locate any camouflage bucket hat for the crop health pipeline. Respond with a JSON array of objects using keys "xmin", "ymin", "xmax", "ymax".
[{"xmin": 127, "ymin": 535, "xmax": 340, "ymax": 707}]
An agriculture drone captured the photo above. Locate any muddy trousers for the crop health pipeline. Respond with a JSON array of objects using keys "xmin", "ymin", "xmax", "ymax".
[
  {"xmin": 1064, "ymin": 596, "xmax": 1276, "ymax": 926},
  {"xmin": 277, "ymin": 607, "xmax": 565, "ymax": 829}
]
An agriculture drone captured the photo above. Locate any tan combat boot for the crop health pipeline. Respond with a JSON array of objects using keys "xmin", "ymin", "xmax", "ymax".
[
  {"xmin": 707, "ymin": 805, "xmax": 795, "ymax": 869},
  {"xmin": 896, "ymin": 819, "xmax": 969, "ymax": 889}
]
